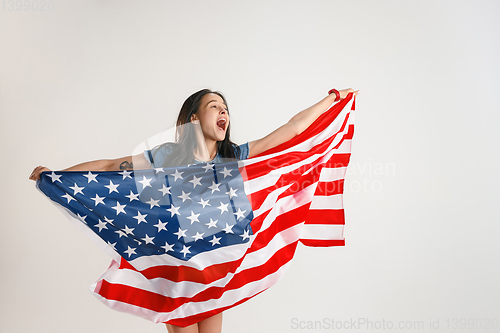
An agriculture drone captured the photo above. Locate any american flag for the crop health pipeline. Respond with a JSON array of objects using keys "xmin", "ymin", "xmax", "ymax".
[{"xmin": 36, "ymin": 92, "xmax": 356, "ymax": 327}]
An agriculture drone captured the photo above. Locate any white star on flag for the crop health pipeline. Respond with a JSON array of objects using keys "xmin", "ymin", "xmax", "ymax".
[
  {"xmin": 125, "ymin": 191, "xmax": 139, "ymax": 202},
  {"xmin": 189, "ymin": 175, "xmax": 202, "ymax": 188},
  {"xmin": 107, "ymin": 241, "xmax": 117, "ymax": 250},
  {"xmin": 61, "ymin": 193, "xmax": 75, "ymax": 203},
  {"xmin": 202, "ymin": 163, "xmax": 214, "ymax": 172},
  {"xmin": 77, "ymin": 214, "xmax": 87, "ymax": 223},
  {"xmin": 48, "ymin": 172, "xmax": 62, "ymax": 183},
  {"xmin": 219, "ymin": 167, "xmax": 232, "ymax": 178},
  {"xmin": 133, "ymin": 212, "xmax": 148, "ymax": 224},
  {"xmin": 174, "ymin": 228, "xmax": 187, "ymax": 239},
  {"xmin": 206, "ymin": 218, "xmax": 218, "ymax": 229},
  {"xmin": 178, "ymin": 191, "xmax": 191, "ymax": 202},
  {"xmin": 138, "ymin": 175, "xmax": 153, "ymax": 189},
  {"xmin": 240, "ymin": 230, "xmax": 251, "ymax": 241},
  {"xmin": 209, "ymin": 235, "xmax": 221, "ymax": 246},
  {"xmin": 158, "ymin": 184, "xmax": 171, "ymax": 196},
  {"xmin": 222, "ymin": 223, "xmax": 234, "ymax": 234},
  {"xmin": 112, "ymin": 202, "xmax": 127, "ymax": 215},
  {"xmin": 119, "ymin": 170, "xmax": 133, "ymax": 180},
  {"xmin": 154, "ymin": 220, "xmax": 168, "ymax": 232},
  {"xmin": 192, "ymin": 232, "xmax": 204, "ymax": 241},
  {"xmin": 198, "ymin": 198, "xmax": 211, "ymax": 208},
  {"xmin": 91, "ymin": 194, "xmax": 106, "ymax": 206},
  {"xmin": 186, "ymin": 211, "xmax": 200, "ymax": 224},
  {"xmin": 225, "ymin": 187, "xmax": 238, "ymax": 199},
  {"xmin": 217, "ymin": 202, "xmax": 229, "ymax": 214},
  {"xmin": 123, "ymin": 225, "xmax": 135, "ymax": 235},
  {"xmin": 69, "ymin": 183, "xmax": 84, "ymax": 195},
  {"xmin": 208, "ymin": 181, "xmax": 220, "ymax": 193},
  {"xmin": 171, "ymin": 170, "xmax": 183, "ymax": 181},
  {"xmin": 94, "ymin": 219, "xmax": 108, "ymax": 232},
  {"xmin": 146, "ymin": 198, "xmax": 160, "ymax": 209},
  {"xmin": 103, "ymin": 217, "xmax": 114, "ymax": 224},
  {"xmin": 124, "ymin": 246, "xmax": 137, "ymax": 257},
  {"xmin": 83, "ymin": 171, "xmax": 98, "ymax": 183},
  {"xmin": 161, "ymin": 242, "xmax": 174, "ymax": 252},
  {"xmin": 141, "ymin": 234, "xmax": 155, "ymax": 245},
  {"xmin": 180, "ymin": 245, "xmax": 191, "ymax": 257},
  {"xmin": 167, "ymin": 205, "xmax": 181, "ymax": 217},
  {"xmin": 105, "ymin": 180, "xmax": 120, "ymax": 194},
  {"xmin": 234, "ymin": 208, "xmax": 246, "ymax": 220}
]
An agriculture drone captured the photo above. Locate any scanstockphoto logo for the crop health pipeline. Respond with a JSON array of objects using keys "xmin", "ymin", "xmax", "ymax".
[
  {"xmin": 345, "ymin": 159, "xmax": 396, "ymax": 193},
  {"xmin": 290, "ymin": 317, "xmax": 425, "ymax": 330},
  {"xmin": 290, "ymin": 317, "xmax": 500, "ymax": 331}
]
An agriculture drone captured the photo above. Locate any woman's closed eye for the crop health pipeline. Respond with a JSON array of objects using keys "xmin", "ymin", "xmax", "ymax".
[{"xmin": 212, "ymin": 105, "xmax": 227, "ymax": 112}]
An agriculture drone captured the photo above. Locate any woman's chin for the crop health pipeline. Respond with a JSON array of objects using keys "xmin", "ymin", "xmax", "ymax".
[{"xmin": 216, "ymin": 132, "xmax": 227, "ymax": 141}]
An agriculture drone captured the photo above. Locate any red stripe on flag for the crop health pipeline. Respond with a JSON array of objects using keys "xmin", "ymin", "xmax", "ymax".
[
  {"xmin": 96, "ymin": 241, "xmax": 299, "ymax": 315},
  {"xmin": 116, "ymin": 205, "xmax": 309, "ymax": 283},
  {"xmin": 245, "ymin": 152, "xmax": 351, "ymax": 211},
  {"xmin": 244, "ymin": 114, "xmax": 351, "ymax": 181},
  {"xmin": 249, "ymin": 209, "xmax": 269, "ymax": 233},
  {"xmin": 305, "ymin": 209, "xmax": 345, "ymax": 225},
  {"xmin": 166, "ymin": 291, "xmax": 266, "ymax": 327},
  {"xmin": 253, "ymin": 94, "xmax": 353, "ymax": 157},
  {"xmin": 345, "ymin": 124, "xmax": 354, "ymax": 140},
  {"xmin": 247, "ymin": 204, "xmax": 310, "ymax": 254},
  {"xmin": 299, "ymin": 239, "xmax": 345, "ymax": 247},
  {"xmin": 314, "ymin": 180, "xmax": 344, "ymax": 196}
]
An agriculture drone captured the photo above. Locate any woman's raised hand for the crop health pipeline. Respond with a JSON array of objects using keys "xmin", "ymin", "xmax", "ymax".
[
  {"xmin": 337, "ymin": 88, "xmax": 360, "ymax": 100},
  {"xmin": 29, "ymin": 166, "xmax": 51, "ymax": 181}
]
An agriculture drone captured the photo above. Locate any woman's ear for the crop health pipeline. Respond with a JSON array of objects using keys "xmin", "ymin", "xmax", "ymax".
[{"xmin": 190, "ymin": 114, "xmax": 200, "ymax": 125}]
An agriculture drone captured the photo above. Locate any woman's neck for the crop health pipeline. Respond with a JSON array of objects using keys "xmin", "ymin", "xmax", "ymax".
[
  {"xmin": 193, "ymin": 139, "xmax": 218, "ymax": 161},
  {"xmin": 192, "ymin": 122, "xmax": 218, "ymax": 161}
]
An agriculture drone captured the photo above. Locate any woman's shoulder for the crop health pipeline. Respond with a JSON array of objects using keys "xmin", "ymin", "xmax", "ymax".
[
  {"xmin": 158, "ymin": 142, "xmax": 178, "ymax": 152},
  {"xmin": 235, "ymin": 142, "xmax": 250, "ymax": 160},
  {"xmin": 145, "ymin": 142, "xmax": 178, "ymax": 168},
  {"xmin": 148, "ymin": 142, "xmax": 178, "ymax": 156}
]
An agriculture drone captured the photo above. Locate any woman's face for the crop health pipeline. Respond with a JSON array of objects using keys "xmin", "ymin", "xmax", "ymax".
[{"xmin": 192, "ymin": 93, "xmax": 229, "ymax": 142}]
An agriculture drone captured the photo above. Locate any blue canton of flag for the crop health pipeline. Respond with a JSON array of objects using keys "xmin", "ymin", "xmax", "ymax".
[{"xmin": 37, "ymin": 161, "xmax": 254, "ymax": 261}]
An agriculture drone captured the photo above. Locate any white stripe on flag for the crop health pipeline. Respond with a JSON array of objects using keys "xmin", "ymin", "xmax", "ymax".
[
  {"xmin": 319, "ymin": 167, "xmax": 348, "ymax": 182},
  {"xmin": 309, "ymin": 194, "xmax": 343, "ymax": 210},
  {"xmin": 242, "ymin": 109, "xmax": 352, "ymax": 166},
  {"xmin": 256, "ymin": 183, "xmax": 317, "ymax": 234},
  {"xmin": 92, "ymin": 223, "xmax": 303, "ymax": 298},
  {"xmin": 156, "ymin": 261, "xmax": 294, "ymax": 323},
  {"xmin": 243, "ymin": 134, "xmax": 352, "ymax": 196},
  {"xmin": 300, "ymin": 224, "xmax": 344, "ymax": 240},
  {"xmin": 128, "ymin": 239, "xmax": 251, "ymax": 271},
  {"xmin": 92, "ymin": 259, "xmax": 295, "ymax": 324}
]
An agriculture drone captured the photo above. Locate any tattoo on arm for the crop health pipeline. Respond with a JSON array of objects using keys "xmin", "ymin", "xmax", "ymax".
[{"xmin": 120, "ymin": 161, "xmax": 134, "ymax": 170}]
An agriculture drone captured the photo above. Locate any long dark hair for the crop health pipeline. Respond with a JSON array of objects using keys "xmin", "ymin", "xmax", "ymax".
[{"xmin": 154, "ymin": 89, "xmax": 241, "ymax": 167}]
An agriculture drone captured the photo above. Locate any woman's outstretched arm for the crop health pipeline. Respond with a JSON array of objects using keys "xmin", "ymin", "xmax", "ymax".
[
  {"xmin": 247, "ymin": 88, "xmax": 358, "ymax": 158},
  {"xmin": 29, "ymin": 153, "xmax": 151, "ymax": 181}
]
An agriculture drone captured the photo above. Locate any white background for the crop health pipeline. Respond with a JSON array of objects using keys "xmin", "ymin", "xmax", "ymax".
[{"xmin": 1, "ymin": 1, "xmax": 499, "ymax": 332}]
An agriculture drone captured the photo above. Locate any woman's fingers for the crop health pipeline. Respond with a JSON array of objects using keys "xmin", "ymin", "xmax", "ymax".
[
  {"xmin": 338, "ymin": 88, "xmax": 359, "ymax": 100},
  {"xmin": 29, "ymin": 166, "xmax": 50, "ymax": 181},
  {"xmin": 29, "ymin": 166, "xmax": 40, "ymax": 181}
]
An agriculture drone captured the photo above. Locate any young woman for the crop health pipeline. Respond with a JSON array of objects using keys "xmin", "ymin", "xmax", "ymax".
[{"xmin": 29, "ymin": 87, "xmax": 358, "ymax": 333}]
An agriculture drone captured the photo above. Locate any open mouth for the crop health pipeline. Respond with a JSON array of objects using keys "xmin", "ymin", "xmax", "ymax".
[{"xmin": 217, "ymin": 118, "xmax": 227, "ymax": 131}]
